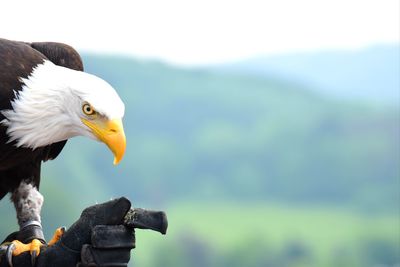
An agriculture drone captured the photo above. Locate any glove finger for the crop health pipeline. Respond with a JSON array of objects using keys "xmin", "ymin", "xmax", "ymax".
[
  {"xmin": 62, "ymin": 197, "xmax": 132, "ymax": 251},
  {"xmin": 82, "ymin": 197, "xmax": 132, "ymax": 226},
  {"xmin": 91, "ymin": 225, "xmax": 135, "ymax": 249},
  {"xmin": 80, "ymin": 245, "xmax": 130, "ymax": 267}
]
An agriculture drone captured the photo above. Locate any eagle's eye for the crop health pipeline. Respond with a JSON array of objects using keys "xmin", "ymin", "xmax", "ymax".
[{"xmin": 82, "ymin": 103, "xmax": 96, "ymax": 116}]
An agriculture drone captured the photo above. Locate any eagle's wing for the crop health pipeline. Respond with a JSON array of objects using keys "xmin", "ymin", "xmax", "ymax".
[
  {"xmin": 0, "ymin": 39, "xmax": 45, "ymax": 111},
  {"xmin": 30, "ymin": 42, "xmax": 84, "ymax": 71},
  {"xmin": 29, "ymin": 42, "xmax": 84, "ymax": 160}
]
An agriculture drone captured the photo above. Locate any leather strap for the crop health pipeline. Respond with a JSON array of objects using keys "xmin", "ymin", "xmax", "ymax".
[
  {"xmin": 17, "ymin": 222, "xmax": 46, "ymax": 244},
  {"xmin": 20, "ymin": 221, "xmax": 42, "ymax": 230}
]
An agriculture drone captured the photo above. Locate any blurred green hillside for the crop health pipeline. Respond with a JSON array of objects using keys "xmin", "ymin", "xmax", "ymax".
[
  {"xmin": 79, "ymin": 54, "xmax": 398, "ymax": 210},
  {"xmin": 1, "ymin": 53, "xmax": 399, "ymax": 266}
]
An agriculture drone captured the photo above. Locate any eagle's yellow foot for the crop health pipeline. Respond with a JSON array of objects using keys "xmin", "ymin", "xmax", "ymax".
[
  {"xmin": 48, "ymin": 227, "xmax": 65, "ymax": 246},
  {"xmin": 11, "ymin": 239, "xmax": 42, "ymax": 257},
  {"xmin": 8, "ymin": 239, "xmax": 42, "ymax": 266},
  {"xmin": 5, "ymin": 227, "xmax": 65, "ymax": 266}
]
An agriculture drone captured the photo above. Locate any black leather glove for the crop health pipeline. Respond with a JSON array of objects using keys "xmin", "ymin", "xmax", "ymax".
[{"xmin": 0, "ymin": 197, "xmax": 134, "ymax": 267}]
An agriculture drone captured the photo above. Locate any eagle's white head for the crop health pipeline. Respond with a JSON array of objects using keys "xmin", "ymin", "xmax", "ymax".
[{"xmin": 1, "ymin": 60, "xmax": 126, "ymax": 164}]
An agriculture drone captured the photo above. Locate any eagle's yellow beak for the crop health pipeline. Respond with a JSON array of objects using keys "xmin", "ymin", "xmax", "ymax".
[{"xmin": 82, "ymin": 118, "xmax": 126, "ymax": 165}]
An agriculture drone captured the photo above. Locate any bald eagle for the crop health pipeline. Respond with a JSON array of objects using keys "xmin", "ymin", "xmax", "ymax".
[{"xmin": 0, "ymin": 38, "xmax": 126, "ymax": 259}]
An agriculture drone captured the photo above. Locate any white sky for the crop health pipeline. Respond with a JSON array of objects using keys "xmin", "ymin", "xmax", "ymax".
[{"xmin": 1, "ymin": 0, "xmax": 399, "ymax": 66}]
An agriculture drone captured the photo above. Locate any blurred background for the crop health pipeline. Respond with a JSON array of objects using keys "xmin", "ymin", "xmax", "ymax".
[{"xmin": 0, "ymin": 0, "xmax": 399, "ymax": 266}]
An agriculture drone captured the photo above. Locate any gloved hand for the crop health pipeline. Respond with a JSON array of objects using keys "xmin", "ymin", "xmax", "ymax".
[{"xmin": 0, "ymin": 197, "xmax": 135, "ymax": 267}]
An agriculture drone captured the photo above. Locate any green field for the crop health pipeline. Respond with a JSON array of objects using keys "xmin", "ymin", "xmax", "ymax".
[{"xmin": 133, "ymin": 202, "xmax": 400, "ymax": 267}]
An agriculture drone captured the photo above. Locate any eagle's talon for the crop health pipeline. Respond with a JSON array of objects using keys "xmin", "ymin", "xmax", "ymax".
[
  {"xmin": 5, "ymin": 242, "xmax": 15, "ymax": 267},
  {"xmin": 31, "ymin": 250, "xmax": 37, "ymax": 267}
]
